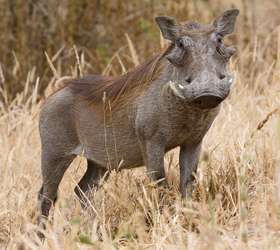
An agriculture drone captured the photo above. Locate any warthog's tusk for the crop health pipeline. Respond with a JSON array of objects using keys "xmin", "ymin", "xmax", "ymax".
[
  {"xmin": 168, "ymin": 81, "xmax": 185, "ymax": 99},
  {"xmin": 178, "ymin": 84, "xmax": 185, "ymax": 90},
  {"xmin": 229, "ymin": 74, "xmax": 235, "ymax": 85}
]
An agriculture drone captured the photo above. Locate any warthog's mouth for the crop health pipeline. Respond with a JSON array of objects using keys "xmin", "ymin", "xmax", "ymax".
[{"xmin": 192, "ymin": 94, "xmax": 224, "ymax": 109}]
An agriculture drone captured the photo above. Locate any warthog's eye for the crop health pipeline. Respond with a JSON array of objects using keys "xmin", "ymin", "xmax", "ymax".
[
  {"xmin": 219, "ymin": 74, "xmax": 226, "ymax": 80},
  {"xmin": 217, "ymin": 36, "xmax": 223, "ymax": 44},
  {"xmin": 176, "ymin": 38, "xmax": 185, "ymax": 49},
  {"xmin": 216, "ymin": 33, "xmax": 223, "ymax": 44}
]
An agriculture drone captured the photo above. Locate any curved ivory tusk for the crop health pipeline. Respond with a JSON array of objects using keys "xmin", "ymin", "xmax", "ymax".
[
  {"xmin": 228, "ymin": 73, "xmax": 235, "ymax": 85},
  {"xmin": 168, "ymin": 81, "xmax": 185, "ymax": 99},
  {"xmin": 178, "ymin": 84, "xmax": 185, "ymax": 90}
]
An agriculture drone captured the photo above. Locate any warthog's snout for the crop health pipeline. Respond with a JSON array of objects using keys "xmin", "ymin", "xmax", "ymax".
[
  {"xmin": 168, "ymin": 76, "xmax": 233, "ymax": 109},
  {"xmin": 192, "ymin": 94, "xmax": 223, "ymax": 109}
]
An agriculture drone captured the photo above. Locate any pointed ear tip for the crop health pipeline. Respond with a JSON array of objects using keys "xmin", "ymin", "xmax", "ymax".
[
  {"xmin": 155, "ymin": 16, "xmax": 167, "ymax": 25},
  {"xmin": 228, "ymin": 8, "xmax": 240, "ymax": 16},
  {"xmin": 155, "ymin": 16, "xmax": 163, "ymax": 23},
  {"xmin": 155, "ymin": 16, "xmax": 176, "ymax": 23},
  {"xmin": 155, "ymin": 16, "xmax": 162, "ymax": 20},
  {"xmin": 233, "ymin": 8, "xmax": 240, "ymax": 15}
]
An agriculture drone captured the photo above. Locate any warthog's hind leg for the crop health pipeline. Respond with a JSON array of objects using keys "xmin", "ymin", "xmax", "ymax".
[
  {"xmin": 37, "ymin": 155, "xmax": 75, "ymax": 238},
  {"xmin": 74, "ymin": 159, "xmax": 108, "ymax": 208}
]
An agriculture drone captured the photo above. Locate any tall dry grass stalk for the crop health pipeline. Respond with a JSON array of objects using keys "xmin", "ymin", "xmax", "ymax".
[{"xmin": 1, "ymin": 0, "xmax": 280, "ymax": 249}]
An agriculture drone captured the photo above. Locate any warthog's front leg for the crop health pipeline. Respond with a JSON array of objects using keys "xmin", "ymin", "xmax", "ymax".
[
  {"xmin": 179, "ymin": 142, "xmax": 202, "ymax": 198},
  {"xmin": 141, "ymin": 140, "xmax": 165, "ymax": 183}
]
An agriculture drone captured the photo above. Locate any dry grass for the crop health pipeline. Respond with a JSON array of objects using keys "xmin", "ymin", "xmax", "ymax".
[{"xmin": 1, "ymin": 0, "xmax": 280, "ymax": 249}]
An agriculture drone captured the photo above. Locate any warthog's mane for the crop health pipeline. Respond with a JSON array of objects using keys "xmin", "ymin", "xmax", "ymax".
[{"xmin": 66, "ymin": 49, "xmax": 170, "ymax": 107}]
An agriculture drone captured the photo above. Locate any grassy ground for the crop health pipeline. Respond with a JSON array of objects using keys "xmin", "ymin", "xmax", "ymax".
[{"xmin": 1, "ymin": 0, "xmax": 280, "ymax": 249}]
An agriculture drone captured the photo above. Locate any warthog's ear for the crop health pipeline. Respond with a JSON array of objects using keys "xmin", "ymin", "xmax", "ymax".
[
  {"xmin": 155, "ymin": 16, "xmax": 179, "ymax": 41},
  {"xmin": 213, "ymin": 9, "xmax": 239, "ymax": 36}
]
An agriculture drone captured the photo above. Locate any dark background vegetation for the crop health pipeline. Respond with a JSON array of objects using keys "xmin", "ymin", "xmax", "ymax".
[{"xmin": 0, "ymin": 0, "xmax": 279, "ymax": 100}]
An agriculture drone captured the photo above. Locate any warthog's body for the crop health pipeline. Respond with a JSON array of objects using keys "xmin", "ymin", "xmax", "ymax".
[
  {"xmin": 38, "ymin": 9, "xmax": 239, "ymax": 232},
  {"xmin": 40, "ymin": 74, "xmax": 218, "ymax": 169}
]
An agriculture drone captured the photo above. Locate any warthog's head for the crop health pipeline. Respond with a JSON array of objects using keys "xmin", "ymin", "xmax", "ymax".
[{"xmin": 156, "ymin": 9, "xmax": 239, "ymax": 109}]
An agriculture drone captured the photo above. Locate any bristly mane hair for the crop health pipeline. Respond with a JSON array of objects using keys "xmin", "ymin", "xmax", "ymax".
[{"xmin": 67, "ymin": 49, "xmax": 171, "ymax": 106}]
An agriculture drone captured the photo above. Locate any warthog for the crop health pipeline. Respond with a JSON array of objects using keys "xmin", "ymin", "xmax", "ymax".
[{"xmin": 38, "ymin": 9, "xmax": 239, "ymax": 225}]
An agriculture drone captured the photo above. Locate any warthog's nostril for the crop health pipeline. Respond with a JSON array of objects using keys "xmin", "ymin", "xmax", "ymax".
[
  {"xmin": 219, "ymin": 74, "xmax": 226, "ymax": 80},
  {"xmin": 185, "ymin": 77, "xmax": 192, "ymax": 84},
  {"xmin": 193, "ymin": 95, "xmax": 223, "ymax": 109}
]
